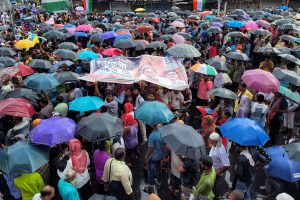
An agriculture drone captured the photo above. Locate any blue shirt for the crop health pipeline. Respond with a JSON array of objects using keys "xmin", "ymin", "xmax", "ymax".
[
  {"xmin": 148, "ymin": 130, "xmax": 166, "ymax": 161},
  {"xmin": 58, "ymin": 179, "xmax": 80, "ymax": 200}
]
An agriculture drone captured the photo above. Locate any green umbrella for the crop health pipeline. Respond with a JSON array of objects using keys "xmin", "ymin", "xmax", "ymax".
[{"xmin": 279, "ymin": 86, "xmax": 300, "ymax": 104}]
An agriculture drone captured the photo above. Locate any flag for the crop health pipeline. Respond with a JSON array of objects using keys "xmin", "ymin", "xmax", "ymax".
[
  {"xmin": 82, "ymin": 0, "xmax": 92, "ymax": 12},
  {"xmin": 193, "ymin": 0, "xmax": 207, "ymax": 12}
]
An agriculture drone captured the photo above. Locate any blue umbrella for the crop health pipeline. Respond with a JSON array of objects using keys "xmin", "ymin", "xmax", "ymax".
[
  {"xmin": 29, "ymin": 117, "xmax": 77, "ymax": 147},
  {"xmin": 69, "ymin": 96, "xmax": 104, "ymax": 112},
  {"xmin": 135, "ymin": 101, "xmax": 175, "ymax": 126},
  {"xmin": 113, "ymin": 34, "xmax": 132, "ymax": 43},
  {"xmin": 294, "ymin": 38, "xmax": 300, "ymax": 43},
  {"xmin": 226, "ymin": 20, "xmax": 244, "ymax": 28},
  {"xmin": 101, "ymin": 31, "xmax": 118, "ymax": 40},
  {"xmin": 24, "ymin": 73, "xmax": 59, "ymax": 90},
  {"xmin": 219, "ymin": 118, "xmax": 270, "ymax": 146},
  {"xmin": 0, "ymin": 141, "xmax": 49, "ymax": 176},
  {"xmin": 205, "ymin": 15, "xmax": 216, "ymax": 20},
  {"xmin": 264, "ymin": 146, "xmax": 300, "ymax": 182},
  {"xmin": 64, "ymin": 24, "xmax": 76, "ymax": 28},
  {"xmin": 73, "ymin": 32, "xmax": 88, "ymax": 37},
  {"xmin": 78, "ymin": 50, "xmax": 99, "ymax": 60},
  {"xmin": 279, "ymin": 5, "xmax": 288, "ymax": 11}
]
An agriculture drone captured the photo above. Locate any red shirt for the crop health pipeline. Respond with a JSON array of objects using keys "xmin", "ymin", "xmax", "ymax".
[{"xmin": 209, "ymin": 46, "xmax": 217, "ymax": 58}]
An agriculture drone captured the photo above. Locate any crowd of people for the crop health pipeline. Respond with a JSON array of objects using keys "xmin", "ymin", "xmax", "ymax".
[{"xmin": 0, "ymin": 1, "xmax": 300, "ymax": 200}]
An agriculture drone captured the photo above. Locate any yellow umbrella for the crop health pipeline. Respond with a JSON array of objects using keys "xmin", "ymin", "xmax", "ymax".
[
  {"xmin": 15, "ymin": 39, "xmax": 35, "ymax": 50},
  {"xmin": 135, "ymin": 8, "xmax": 145, "ymax": 12}
]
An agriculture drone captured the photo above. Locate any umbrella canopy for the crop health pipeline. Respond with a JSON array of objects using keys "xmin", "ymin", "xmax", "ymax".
[
  {"xmin": 278, "ymin": 86, "xmax": 300, "ymax": 104},
  {"xmin": 0, "ymin": 98, "xmax": 35, "ymax": 117},
  {"xmin": 69, "ymin": 96, "xmax": 104, "ymax": 112},
  {"xmin": 15, "ymin": 39, "xmax": 35, "ymax": 50},
  {"xmin": 205, "ymin": 57, "xmax": 228, "ymax": 71},
  {"xmin": 0, "ymin": 47, "xmax": 16, "ymax": 57},
  {"xmin": 177, "ymin": 32, "xmax": 192, "ymax": 40},
  {"xmin": 171, "ymin": 21, "xmax": 185, "ymax": 28},
  {"xmin": 278, "ymin": 54, "xmax": 300, "ymax": 65},
  {"xmin": 167, "ymin": 44, "xmax": 201, "ymax": 58},
  {"xmin": 244, "ymin": 21, "xmax": 259, "ymax": 30},
  {"xmin": 256, "ymin": 20, "xmax": 271, "ymax": 29},
  {"xmin": 78, "ymin": 50, "xmax": 99, "ymax": 60},
  {"xmin": 24, "ymin": 73, "xmax": 59, "ymax": 90},
  {"xmin": 0, "ymin": 57, "xmax": 16, "ymax": 67},
  {"xmin": 160, "ymin": 123, "xmax": 206, "ymax": 161},
  {"xmin": 114, "ymin": 39, "xmax": 136, "ymax": 49},
  {"xmin": 147, "ymin": 41, "xmax": 167, "ymax": 49},
  {"xmin": 113, "ymin": 35, "xmax": 132, "ymax": 44},
  {"xmin": 279, "ymin": 24, "xmax": 298, "ymax": 30},
  {"xmin": 52, "ymin": 60, "xmax": 74, "ymax": 70},
  {"xmin": 135, "ymin": 8, "xmax": 145, "ymax": 12},
  {"xmin": 172, "ymin": 34, "xmax": 185, "ymax": 44},
  {"xmin": 30, "ymin": 117, "xmax": 77, "ymax": 146},
  {"xmin": 28, "ymin": 59, "xmax": 52, "ymax": 69},
  {"xmin": 252, "ymin": 29, "xmax": 270, "ymax": 36},
  {"xmin": 279, "ymin": 34, "xmax": 296, "ymax": 43},
  {"xmin": 208, "ymin": 88, "xmax": 238, "ymax": 99},
  {"xmin": 242, "ymin": 69, "xmax": 280, "ymax": 93},
  {"xmin": 220, "ymin": 118, "xmax": 270, "ymax": 146},
  {"xmin": 135, "ymin": 24, "xmax": 154, "ymax": 33},
  {"xmin": 135, "ymin": 101, "xmax": 174, "ymax": 126},
  {"xmin": 77, "ymin": 113, "xmax": 123, "ymax": 141},
  {"xmin": 159, "ymin": 34, "xmax": 172, "ymax": 41},
  {"xmin": 226, "ymin": 52, "xmax": 250, "ymax": 61},
  {"xmin": 5, "ymin": 88, "xmax": 40, "ymax": 108},
  {"xmin": 191, "ymin": 63, "xmax": 217, "ymax": 76},
  {"xmin": 90, "ymin": 33, "xmax": 103, "ymax": 42},
  {"xmin": 257, "ymin": 47, "xmax": 281, "ymax": 54},
  {"xmin": 0, "ymin": 141, "xmax": 49, "ymax": 176},
  {"xmin": 101, "ymin": 31, "xmax": 117, "ymax": 40},
  {"xmin": 14, "ymin": 64, "xmax": 35, "ymax": 77},
  {"xmin": 53, "ymin": 49, "xmax": 79, "ymax": 61},
  {"xmin": 43, "ymin": 30, "xmax": 66, "ymax": 40},
  {"xmin": 212, "ymin": 22, "xmax": 223, "ymax": 27},
  {"xmin": 134, "ymin": 40, "xmax": 147, "ymax": 51},
  {"xmin": 207, "ymin": 26, "xmax": 222, "ymax": 34},
  {"xmin": 226, "ymin": 31, "xmax": 245, "ymax": 38},
  {"xmin": 76, "ymin": 24, "xmax": 93, "ymax": 32},
  {"xmin": 264, "ymin": 146, "xmax": 300, "ymax": 182},
  {"xmin": 102, "ymin": 48, "xmax": 123, "ymax": 56},
  {"xmin": 58, "ymin": 42, "xmax": 78, "ymax": 50},
  {"xmin": 272, "ymin": 68, "xmax": 300, "ymax": 86},
  {"xmin": 226, "ymin": 20, "xmax": 244, "ymax": 28},
  {"xmin": 283, "ymin": 142, "xmax": 300, "ymax": 163},
  {"xmin": 55, "ymin": 72, "xmax": 80, "ymax": 84}
]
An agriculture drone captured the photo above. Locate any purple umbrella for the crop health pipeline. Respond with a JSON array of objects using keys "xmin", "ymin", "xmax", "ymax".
[
  {"xmin": 29, "ymin": 117, "xmax": 77, "ymax": 147},
  {"xmin": 101, "ymin": 31, "xmax": 117, "ymax": 40},
  {"xmin": 212, "ymin": 22, "xmax": 223, "ymax": 28}
]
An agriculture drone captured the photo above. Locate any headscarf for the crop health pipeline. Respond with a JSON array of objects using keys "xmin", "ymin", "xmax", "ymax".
[
  {"xmin": 122, "ymin": 113, "xmax": 137, "ymax": 126},
  {"xmin": 69, "ymin": 139, "xmax": 88, "ymax": 173},
  {"xmin": 124, "ymin": 102, "xmax": 134, "ymax": 114}
]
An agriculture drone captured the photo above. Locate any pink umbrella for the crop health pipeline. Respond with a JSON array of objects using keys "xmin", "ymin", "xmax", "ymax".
[
  {"xmin": 172, "ymin": 34, "xmax": 185, "ymax": 44},
  {"xmin": 67, "ymin": 28, "xmax": 76, "ymax": 34},
  {"xmin": 256, "ymin": 20, "xmax": 271, "ymax": 29},
  {"xmin": 45, "ymin": 19, "xmax": 54, "ymax": 25},
  {"xmin": 244, "ymin": 22, "xmax": 259, "ymax": 30},
  {"xmin": 76, "ymin": 24, "xmax": 93, "ymax": 32},
  {"xmin": 242, "ymin": 69, "xmax": 280, "ymax": 93},
  {"xmin": 212, "ymin": 22, "xmax": 223, "ymax": 27},
  {"xmin": 171, "ymin": 21, "xmax": 185, "ymax": 28}
]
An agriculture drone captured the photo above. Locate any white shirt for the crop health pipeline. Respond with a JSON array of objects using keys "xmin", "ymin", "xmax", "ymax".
[
  {"xmin": 170, "ymin": 91, "xmax": 184, "ymax": 110},
  {"xmin": 209, "ymin": 145, "xmax": 230, "ymax": 170},
  {"xmin": 134, "ymin": 95, "xmax": 144, "ymax": 109},
  {"xmin": 32, "ymin": 193, "xmax": 42, "ymax": 200}
]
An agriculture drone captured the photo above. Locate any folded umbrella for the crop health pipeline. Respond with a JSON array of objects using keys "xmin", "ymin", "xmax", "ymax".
[
  {"xmin": 191, "ymin": 63, "xmax": 217, "ymax": 76},
  {"xmin": 69, "ymin": 96, "xmax": 104, "ymax": 112},
  {"xmin": 0, "ymin": 47, "xmax": 16, "ymax": 57},
  {"xmin": 55, "ymin": 71, "xmax": 80, "ymax": 84},
  {"xmin": 220, "ymin": 118, "xmax": 270, "ymax": 146},
  {"xmin": 77, "ymin": 113, "xmax": 123, "ymax": 141},
  {"xmin": 0, "ymin": 57, "xmax": 16, "ymax": 67},
  {"xmin": 53, "ymin": 49, "xmax": 79, "ymax": 61},
  {"xmin": 160, "ymin": 123, "xmax": 206, "ymax": 161},
  {"xmin": 278, "ymin": 86, "xmax": 300, "ymax": 104},
  {"xmin": 24, "ymin": 73, "xmax": 59, "ymax": 90},
  {"xmin": 167, "ymin": 44, "xmax": 201, "ymax": 58},
  {"xmin": 78, "ymin": 50, "xmax": 99, "ymax": 60},
  {"xmin": 29, "ymin": 59, "xmax": 52, "ymax": 69},
  {"xmin": 30, "ymin": 117, "xmax": 77, "ymax": 146},
  {"xmin": 208, "ymin": 88, "xmax": 238, "ymax": 99},
  {"xmin": 135, "ymin": 101, "xmax": 174, "ymax": 126},
  {"xmin": 0, "ymin": 98, "xmax": 35, "ymax": 117},
  {"xmin": 242, "ymin": 69, "xmax": 280, "ymax": 93},
  {"xmin": 226, "ymin": 52, "xmax": 250, "ymax": 61},
  {"xmin": 58, "ymin": 42, "xmax": 78, "ymax": 50},
  {"xmin": 0, "ymin": 141, "xmax": 49, "ymax": 176}
]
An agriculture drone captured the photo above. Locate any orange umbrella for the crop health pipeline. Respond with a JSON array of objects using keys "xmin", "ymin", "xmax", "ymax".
[
  {"xmin": 116, "ymin": 29, "xmax": 132, "ymax": 36},
  {"xmin": 135, "ymin": 25, "xmax": 153, "ymax": 33}
]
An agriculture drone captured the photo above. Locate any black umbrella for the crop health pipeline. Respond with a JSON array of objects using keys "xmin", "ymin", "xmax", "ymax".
[
  {"xmin": 199, "ymin": 22, "xmax": 210, "ymax": 28},
  {"xmin": 134, "ymin": 41, "xmax": 147, "ymax": 51},
  {"xmin": 43, "ymin": 30, "xmax": 67, "ymax": 40},
  {"xmin": 159, "ymin": 34, "xmax": 172, "ymax": 41},
  {"xmin": 272, "ymin": 67, "xmax": 300, "ymax": 86},
  {"xmin": 77, "ymin": 113, "xmax": 123, "ymax": 141},
  {"xmin": 29, "ymin": 59, "xmax": 53, "ymax": 69},
  {"xmin": 177, "ymin": 32, "xmax": 192, "ymax": 40},
  {"xmin": 114, "ymin": 39, "xmax": 136, "ymax": 49},
  {"xmin": 0, "ymin": 63, "xmax": 5, "ymax": 69},
  {"xmin": 53, "ymin": 49, "xmax": 79, "ymax": 61},
  {"xmin": 283, "ymin": 142, "xmax": 300, "ymax": 162},
  {"xmin": 226, "ymin": 31, "xmax": 245, "ymax": 38},
  {"xmin": 0, "ymin": 57, "xmax": 16, "ymax": 67},
  {"xmin": 57, "ymin": 27, "xmax": 68, "ymax": 33},
  {"xmin": 206, "ymin": 57, "xmax": 228, "ymax": 71},
  {"xmin": 39, "ymin": 26, "xmax": 55, "ymax": 34},
  {"xmin": 252, "ymin": 29, "xmax": 270, "ymax": 36},
  {"xmin": 279, "ymin": 24, "xmax": 299, "ymax": 30},
  {"xmin": 58, "ymin": 42, "xmax": 78, "ymax": 50},
  {"xmin": 5, "ymin": 88, "xmax": 41, "ymax": 108},
  {"xmin": 257, "ymin": 47, "xmax": 281, "ymax": 54},
  {"xmin": 90, "ymin": 33, "xmax": 103, "ymax": 43},
  {"xmin": 163, "ymin": 26, "xmax": 177, "ymax": 34},
  {"xmin": 207, "ymin": 27, "xmax": 222, "ymax": 34},
  {"xmin": 278, "ymin": 54, "xmax": 300, "ymax": 65},
  {"xmin": 272, "ymin": 19, "xmax": 293, "ymax": 26},
  {"xmin": 55, "ymin": 72, "xmax": 80, "ymax": 84},
  {"xmin": 88, "ymin": 194, "xmax": 117, "ymax": 200},
  {"xmin": 226, "ymin": 52, "xmax": 250, "ymax": 61},
  {"xmin": 146, "ymin": 41, "xmax": 167, "ymax": 50},
  {"xmin": 0, "ymin": 47, "xmax": 16, "ymax": 57},
  {"xmin": 208, "ymin": 88, "xmax": 238, "ymax": 99},
  {"xmin": 171, "ymin": 6, "xmax": 180, "ymax": 11}
]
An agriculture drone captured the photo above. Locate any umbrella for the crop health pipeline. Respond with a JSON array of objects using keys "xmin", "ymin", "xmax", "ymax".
[
  {"xmin": 226, "ymin": 31, "xmax": 245, "ymax": 38},
  {"xmin": 113, "ymin": 35, "xmax": 132, "ymax": 44},
  {"xmin": 278, "ymin": 86, "xmax": 300, "ymax": 104},
  {"xmin": 101, "ymin": 31, "xmax": 117, "ymax": 40},
  {"xmin": 160, "ymin": 123, "xmax": 206, "ymax": 161},
  {"xmin": 226, "ymin": 52, "xmax": 250, "ymax": 61},
  {"xmin": 52, "ymin": 60, "xmax": 74, "ymax": 70},
  {"xmin": 163, "ymin": 26, "xmax": 177, "ymax": 34},
  {"xmin": 199, "ymin": 22, "xmax": 210, "ymax": 29},
  {"xmin": 207, "ymin": 27, "xmax": 222, "ymax": 34},
  {"xmin": 267, "ymin": 15, "xmax": 284, "ymax": 21},
  {"xmin": 88, "ymin": 194, "xmax": 117, "ymax": 200},
  {"xmin": 39, "ymin": 26, "xmax": 55, "ymax": 34},
  {"xmin": 135, "ymin": 101, "xmax": 174, "ymax": 126},
  {"xmin": 256, "ymin": 20, "xmax": 271, "ymax": 29},
  {"xmin": 0, "ymin": 25, "xmax": 10, "ymax": 31},
  {"xmin": 226, "ymin": 20, "xmax": 244, "ymax": 28},
  {"xmin": 0, "ymin": 47, "xmax": 16, "ymax": 57},
  {"xmin": 199, "ymin": 11, "xmax": 213, "ymax": 17},
  {"xmin": 279, "ymin": 5, "xmax": 289, "ymax": 11},
  {"xmin": 244, "ymin": 21, "xmax": 259, "ymax": 30},
  {"xmin": 272, "ymin": 19, "xmax": 293, "ymax": 26},
  {"xmin": 5, "ymin": 88, "xmax": 40, "ymax": 107},
  {"xmin": 0, "ymin": 141, "xmax": 49, "ymax": 176},
  {"xmin": 24, "ymin": 73, "xmax": 59, "ymax": 90},
  {"xmin": 171, "ymin": 6, "xmax": 180, "ymax": 11},
  {"xmin": 0, "ymin": 98, "xmax": 35, "ymax": 117},
  {"xmin": 73, "ymin": 32, "xmax": 88, "ymax": 37},
  {"xmin": 134, "ymin": 40, "xmax": 147, "ymax": 51},
  {"xmin": 191, "ymin": 63, "xmax": 217, "ymax": 76},
  {"xmin": 29, "ymin": 59, "xmax": 52, "ymax": 69},
  {"xmin": 90, "ymin": 33, "xmax": 102, "ymax": 43},
  {"xmin": 212, "ymin": 22, "xmax": 223, "ymax": 28},
  {"xmin": 170, "ymin": 21, "xmax": 185, "ymax": 28},
  {"xmin": 264, "ymin": 146, "xmax": 300, "ymax": 182},
  {"xmin": 43, "ymin": 30, "xmax": 66, "ymax": 40},
  {"xmin": 78, "ymin": 50, "xmax": 99, "ymax": 60},
  {"xmin": 135, "ymin": 24, "xmax": 153, "ymax": 33},
  {"xmin": 172, "ymin": 34, "xmax": 185, "ymax": 44},
  {"xmin": 278, "ymin": 54, "xmax": 300, "ymax": 65},
  {"xmin": 77, "ymin": 113, "xmax": 123, "ymax": 141},
  {"xmin": 135, "ymin": 8, "xmax": 145, "ymax": 12},
  {"xmin": 29, "ymin": 117, "xmax": 77, "ymax": 146},
  {"xmin": 167, "ymin": 44, "xmax": 201, "ymax": 58},
  {"xmin": 14, "ymin": 64, "xmax": 35, "ymax": 77},
  {"xmin": 116, "ymin": 29, "xmax": 132, "ymax": 36},
  {"xmin": 0, "ymin": 57, "xmax": 16, "ymax": 67},
  {"xmin": 102, "ymin": 48, "xmax": 123, "ymax": 56},
  {"xmin": 147, "ymin": 41, "xmax": 167, "ymax": 49},
  {"xmin": 242, "ymin": 69, "xmax": 280, "ymax": 93},
  {"xmin": 55, "ymin": 72, "xmax": 80, "ymax": 84},
  {"xmin": 257, "ymin": 47, "xmax": 281, "ymax": 54},
  {"xmin": 53, "ymin": 49, "xmax": 79, "ymax": 61},
  {"xmin": 252, "ymin": 29, "xmax": 270, "ymax": 36},
  {"xmin": 272, "ymin": 67, "xmax": 300, "ymax": 86},
  {"xmin": 219, "ymin": 118, "xmax": 270, "ymax": 146},
  {"xmin": 205, "ymin": 57, "xmax": 228, "ymax": 71},
  {"xmin": 159, "ymin": 34, "xmax": 172, "ymax": 41},
  {"xmin": 208, "ymin": 88, "xmax": 238, "ymax": 99},
  {"xmin": 279, "ymin": 35, "xmax": 296, "ymax": 43},
  {"xmin": 69, "ymin": 96, "xmax": 104, "ymax": 112},
  {"xmin": 58, "ymin": 42, "xmax": 78, "ymax": 50},
  {"xmin": 283, "ymin": 142, "xmax": 300, "ymax": 162},
  {"xmin": 75, "ymin": 6, "xmax": 84, "ymax": 12},
  {"xmin": 277, "ymin": 47, "xmax": 291, "ymax": 54},
  {"xmin": 205, "ymin": 15, "xmax": 216, "ymax": 21},
  {"xmin": 76, "ymin": 24, "xmax": 93, "ymax": 32},
  {"xmin": 114, "ymin": 39, "xmax": 136, "ymax": 49},
  {"xmin": 177, "ymin": 32, "xmax": 192, "ymax": 40}
]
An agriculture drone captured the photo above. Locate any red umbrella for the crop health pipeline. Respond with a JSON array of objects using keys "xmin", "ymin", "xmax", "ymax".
[
  {"xmin": 135, "ymin": 25, "xmax": 153, "ymax": 33},
  {"xmin": 14, "ymin": 64, "xmax": 35, "ymax": 77},
  {"xmin": 152, "ymin": 17, "xmax": 160, "ymax": 23},
  {"xmin": 102, "ymin": 48, "xmax": 123, "ymax": 56},
  {"xmin": 0, "ymin": 98, "xmax": 35, "ymax": 117}
]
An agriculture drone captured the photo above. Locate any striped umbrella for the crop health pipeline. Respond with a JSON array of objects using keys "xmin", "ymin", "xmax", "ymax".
[
  {"xmin": 191, "ymin": 63, "xmax": 217, "ymax": 76},
  {"xmin": 167, "ymin": 44, "xmax": 201, "ymax": 58}
]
